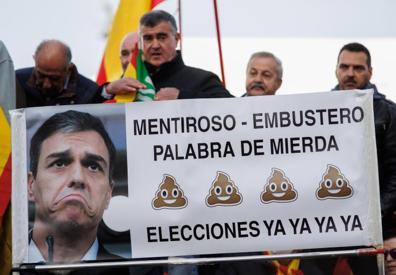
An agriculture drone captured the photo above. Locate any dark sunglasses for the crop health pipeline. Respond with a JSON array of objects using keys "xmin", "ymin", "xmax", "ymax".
[{"xmin": 385, "ymin": 248, "xmax": 396, "ymax": 259}]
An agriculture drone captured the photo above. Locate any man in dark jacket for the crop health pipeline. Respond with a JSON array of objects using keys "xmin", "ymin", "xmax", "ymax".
[
  {"xmin": 331, "ymin": 42, "xmax": 396, "ymax": 275},
  {"xmin": 105, "ymin": 10, "xmax": 232, "ymax": 100},
  {"xmin": 16, "ymin": 40, "xmax": 104, "ymax": 107},
  {"xmin": 334, "ymin": 42, "xmax": 396, "ymax": 221}
]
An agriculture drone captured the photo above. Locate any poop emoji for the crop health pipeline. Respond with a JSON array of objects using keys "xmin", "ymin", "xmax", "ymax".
[
  {"xmin": 152, "ymin": 175, "xmax": 188, "ymax": 209},
  {"xmin": 261, "ymin": 168, "xmax": 297, "ymax": 203},
  {"xmin": 316, "ymin": 165, "xmax": 353, "ymax": 200},
  {"xmin": 206, "ymin": 171, "xmax": 242, "ymax": 207}
]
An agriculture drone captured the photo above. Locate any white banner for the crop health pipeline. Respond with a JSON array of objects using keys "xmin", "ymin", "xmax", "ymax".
[
  {"xmin": 11, "ymin": 90, "xmax": 382, "ymax": 264},
  {"xmin": 125, "ymin": 90, "xmax": 381, "ymax": 258}
]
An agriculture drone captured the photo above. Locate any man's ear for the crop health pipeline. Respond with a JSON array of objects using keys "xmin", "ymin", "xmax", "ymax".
[
  {"xmin": 28, "ymin": 172, "xmax": 36, "ymax": 201},
  {"xmin": 175, "ymin": 32, "xmax": 181, "ymax": 44},
  {"xmin": 368, "ymin": 67, "xmax": 373, "ymax": 80},
  {"xmin": 276, "ymin": 79, "xmax": 283, "ymax": 91}
]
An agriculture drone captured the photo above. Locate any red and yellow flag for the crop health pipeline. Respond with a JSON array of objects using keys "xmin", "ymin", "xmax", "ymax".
[
  {"xmin": 0, "ymin": 108, "xmax": 11, "ymax": 222},
  {"xmin": 0, "ymin": 107, "xmax": 11, "ymax": 275},
  {"xmin": 97, "ymin": 0, "xmax": 164, "ymax": 102}
]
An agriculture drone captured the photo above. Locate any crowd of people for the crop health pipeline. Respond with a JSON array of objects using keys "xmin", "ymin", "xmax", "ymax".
[{"xmin": 1, "ymin": 8, "xmax": 396, "ymax": 275}]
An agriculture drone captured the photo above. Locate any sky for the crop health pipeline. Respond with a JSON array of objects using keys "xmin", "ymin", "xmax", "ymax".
[{"xmin": 1, "ymin": 0, "xmax": 396, "ymax": 99}]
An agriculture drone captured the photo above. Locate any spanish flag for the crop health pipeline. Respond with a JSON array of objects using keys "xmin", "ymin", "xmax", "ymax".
[
  {"xmin": 97, "ymin": 0, "xmax": 164, "ymax": 102},
  {"xmin": 0, "ymin": 108, "xmax": 12, "ymax": 275}
]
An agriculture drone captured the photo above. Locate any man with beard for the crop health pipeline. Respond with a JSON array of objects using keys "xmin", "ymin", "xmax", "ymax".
[
  {"xmin": 16, "ymin": 40, "xmax": 104, "ymax": 107},
  {"xmin": 334, "ymin": 42, "xmax": 396, "ymax": 222},
  {"xmin": 319, "ymin": 41, "xmax": 396, "ymax": 275},
  {"xmin": 244, "ymin": 51, "xmax": 282, "ymax": 96}
]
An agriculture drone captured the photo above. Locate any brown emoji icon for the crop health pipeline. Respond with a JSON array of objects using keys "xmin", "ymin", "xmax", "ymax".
[
  {"xmin": 261, "ymin": 168, "xmax": 297, "ymax": 203},
  {"xmin": 316, "ymin": 165, "xmax": 353, "ymax": 200},
  {"xmin": 152, "ymin": 175, "xmax": 188, "ymax": 209},
  {"xmin": 206, "ymin": 171, "xmax": 242, "ymax": 207}
]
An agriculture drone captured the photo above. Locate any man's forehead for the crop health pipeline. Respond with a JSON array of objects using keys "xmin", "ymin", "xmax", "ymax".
[
  {"xmin": 248, "ymin": 57, "xmax": 276, "ymax": 69},
  {"xmin": 35, "ymin": 55, "xmax": 67, "ymax": 74},
  {"xmin": 121, "ymin": 33, "xmax": 138, "ymax": 50},
  {"xmin": 40, "ymin": 131, "xmax": 109, "ymax": 158},
  {"xmin": 385, "ymin": 237, "xmax": 396, "ymax": 246},
  {"xmin": 140, "ymin": 21, "xmax": 174, "ymax": 35},
  {"xmin": 35, "ymin": 66, "xmax": 64, "ymax": 76},
  {"xmin": 338, "ymin": 50, "xmax": 368, "ymax": 65}
]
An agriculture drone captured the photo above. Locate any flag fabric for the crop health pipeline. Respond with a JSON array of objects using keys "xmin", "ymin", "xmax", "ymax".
[
  {"xmin": 0, "ymin": 109, "xmax": 11, "ymax": 220},
  {"xmin": 0, "ymin": 109, "xmax": 12, "ymax": 275},
  {"xmin": 0, "ymin": 205, "xmax": 11, "ymax": 275},
  {"xmin": 264, "ymin": 251, "xmax": 303, "ymax": 275},
  {"xmin": 0, "ymin": 41, "xmax": 14, "ymax": 275},
  {"xmin": 0, "ymin": 41, "xmax": 16, "ymax": 121},
  {"xmin": 121, "ymin": 44, "xmax": 156, "ymax": 102},
  {"xmin": 97, "ymin": 0, "xmax": 164, "ymax": 102}
]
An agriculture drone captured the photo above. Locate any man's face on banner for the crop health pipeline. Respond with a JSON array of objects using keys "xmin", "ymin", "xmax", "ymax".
[
  {"xmin": 28, "ymin": 130, "xmax": 112, "ymax": 232},
  {"xmin": 140, "ymin": 21, "xmax": 180, "ymax": 67}
]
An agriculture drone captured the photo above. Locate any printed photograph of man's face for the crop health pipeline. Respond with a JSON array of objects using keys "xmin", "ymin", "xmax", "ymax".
[{"xmin": 25, "ymin": 105, "xmax": 129, "ymax": 263}]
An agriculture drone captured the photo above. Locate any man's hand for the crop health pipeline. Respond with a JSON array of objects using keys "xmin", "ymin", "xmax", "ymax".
[
  {"xmin": 155, "ymin": 87, "xmax": 180, "ymax": 101},
  {"xmin": 105, "ymin": 78, "xmax": 146, "ymax": 95}
]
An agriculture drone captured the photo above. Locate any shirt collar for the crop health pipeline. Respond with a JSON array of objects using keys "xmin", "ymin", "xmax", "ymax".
[{"xmin": 28, "ymin": 238, "xmax": 99, "ymax": 263}]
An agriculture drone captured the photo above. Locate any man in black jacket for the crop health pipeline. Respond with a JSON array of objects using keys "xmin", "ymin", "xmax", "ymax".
[
  {"xmin": 331, "ymin": 42, "xmax": 396, "ymax": 275},
  {"xmin": 16, "ymin": 40, "xmax": 104, "ymax": 107},
  {"xmin": 334, "ymin": 42, "xmax": 396, "ymax": 221},
  {"xmin": 105, "ymin": 10, "xmax": 232, "ymax": 100}
]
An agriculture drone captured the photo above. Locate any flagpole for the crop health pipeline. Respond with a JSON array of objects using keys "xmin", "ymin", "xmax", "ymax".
[
  {"xmin": 213, "ymin": 0, "xmax": 226, "ymax": 86},
  {"xmin": 178, "ymin": 0, "xmax": 182, "ymax": 51}
]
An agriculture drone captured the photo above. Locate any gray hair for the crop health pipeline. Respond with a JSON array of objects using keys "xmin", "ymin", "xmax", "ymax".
[
  {"xmin": 140, "ymin": 10, "xmax": 178, "ymax": 33},
  {"xmin": 247, "ymin": 51, "xmax": 283, "ymax": 80}
]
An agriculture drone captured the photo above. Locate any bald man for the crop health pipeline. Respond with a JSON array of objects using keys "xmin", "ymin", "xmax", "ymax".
[
  {"xmin": 16, "ymin": 39, "xmax": 104, "ymax": 107},
  {"xmin": 104, "ymin": 32, "xmax": 146, "ymax": 97},
  {"xmin": 120, "ymin": 32, "xmax": 139, "ymax": 73}
]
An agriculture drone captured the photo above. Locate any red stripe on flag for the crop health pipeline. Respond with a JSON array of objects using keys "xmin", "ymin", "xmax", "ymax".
[
  {"xmin": 0, "ymin": 154, "xmax": 11, "ymax": 219},
  {"xmin": 96, "ymin": 57, "xmax": 108, "ymax": 85},
  {"xmin": 151, "ymin": 0, "xmax": 165, "ymax": 9},
  {"xmin": 131, "ymin": 42, "xmax": 138, "ymax": 69}
]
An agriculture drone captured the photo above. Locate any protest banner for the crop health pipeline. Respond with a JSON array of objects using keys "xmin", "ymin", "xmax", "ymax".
[{"xmin": 11, "ymin": 90, "xmax": 382, "ymax": 265}]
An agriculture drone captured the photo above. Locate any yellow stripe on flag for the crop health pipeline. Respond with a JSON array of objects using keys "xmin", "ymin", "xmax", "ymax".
[
  {"xmin": 0, "ymin": 108, "xmax": 10, "ymax": 173},
  {"xmin": 115, "ymin": 49, "xmax": 138, "ymax": 102},
  {"xmin": 103, "ymin": 0, "xmax": 152, "ymax": 82}
]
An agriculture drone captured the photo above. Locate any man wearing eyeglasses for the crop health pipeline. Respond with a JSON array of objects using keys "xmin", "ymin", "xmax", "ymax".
[
  {"xmin": 16, "ymin": 40, "xmax": 104, "ymax": 107},
  {"xmin": 384, "ymin": 228, "xmax": 396, "ymax": 275}
]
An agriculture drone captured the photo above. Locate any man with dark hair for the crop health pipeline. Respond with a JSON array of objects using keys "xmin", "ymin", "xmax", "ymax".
[
  {"xmin": 28, "ymin": 110, "xmax": 118, "ymax": 264},
  {"xmin": 16, "ymin": 40, "xmax": 105, "ymax": 107},
  {"xmin": 245, "ymin": 51, "xmax": 283, "ymax": 96},
  {"xmin": 108, "ymin": 10, "xmax": 232, "ymax": 100},
  {"xmin": 331, "ymin": 42, "xmax": 396, "ymax": 275},
  {"xmin": 334, "ymin": 42, "xmax": 396, "ymax": 221}
]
